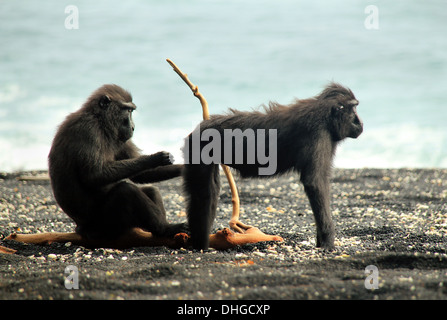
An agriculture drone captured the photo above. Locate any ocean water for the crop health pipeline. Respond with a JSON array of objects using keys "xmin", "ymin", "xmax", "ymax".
[{"xmin": 0, "ymin": 0, "xmax": 446, "ymax": 172}]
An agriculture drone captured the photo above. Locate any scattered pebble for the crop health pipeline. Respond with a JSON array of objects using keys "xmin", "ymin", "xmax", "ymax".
[
  {"xmin": 170, "ymin": 280, "xmax": 181, "ymax": 286},
  {"xmin": 1, "ymin": 168, "xmax": 446, "ymax": 300},
  {"xmin": 47, "ymin": 254, "xmax": 57, "ymax": 260}
]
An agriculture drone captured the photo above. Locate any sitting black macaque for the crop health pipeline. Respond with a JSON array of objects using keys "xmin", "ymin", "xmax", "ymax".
[
  {"xmin": 48, "ymin": 84, "xmax": 188, "ymax": 240},
  {"xmin": 183, "ymin": 83, "xmax": 363, "ymax": 250}
]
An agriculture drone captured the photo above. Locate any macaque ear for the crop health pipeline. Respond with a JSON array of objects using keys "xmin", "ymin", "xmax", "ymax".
[{"xmin": 99, "ymin": 95, "xmax": 111, "ymax": 109}]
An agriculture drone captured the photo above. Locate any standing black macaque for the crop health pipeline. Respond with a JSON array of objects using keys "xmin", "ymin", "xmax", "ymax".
[
  {"xmin": 49, "ymin": 84, "xmax": 187, "ymax": 240},
  {"xmin": 183, "ymin": 83, "xmax": 363, "ymax": 250}
]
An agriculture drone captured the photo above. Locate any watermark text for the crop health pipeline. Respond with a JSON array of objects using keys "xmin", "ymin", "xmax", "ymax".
[{"xmin": 184, "ymin": 124, "xmax": 278, "ymax": 176}]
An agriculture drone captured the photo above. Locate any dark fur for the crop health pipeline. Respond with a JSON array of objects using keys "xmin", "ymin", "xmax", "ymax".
[
  {"xmin": 183, "ymin": 83, "xmax": 363, "ymax": 250},
  {"xmin": 48, "ymin": 84, "xmax": 187, "ymax": 240}
]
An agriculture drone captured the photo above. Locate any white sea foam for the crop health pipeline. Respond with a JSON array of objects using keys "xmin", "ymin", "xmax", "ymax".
[
  {"xmin": 0, "ymin": 140, "xmax": 50, "ymax": 172},
  {"xmin": 335, "ymin": 124, "xmax": 447, "ymax": 168}
]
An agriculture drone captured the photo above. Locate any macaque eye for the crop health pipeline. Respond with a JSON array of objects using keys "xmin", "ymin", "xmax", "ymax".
[
  {"xmin": 336, "ymin": 105, "xmax": 345, "ymax": 112},
  {"xmin": 120, "ymin": 101, "xmax": 136, "ymax": 113},
  {"xmin": 121, "ymin": 107, "xmax": 134, "ymax": 113}
]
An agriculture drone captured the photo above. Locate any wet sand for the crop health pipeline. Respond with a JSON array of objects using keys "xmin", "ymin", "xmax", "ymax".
[{"xmin": 1, "ymin": 168, "xmax": 446, "ymax": 303}]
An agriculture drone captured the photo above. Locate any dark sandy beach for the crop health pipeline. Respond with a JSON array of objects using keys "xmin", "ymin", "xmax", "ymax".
[{"xmin": 1, "ymin": 168, "xmax": 446, "ymax": 304}]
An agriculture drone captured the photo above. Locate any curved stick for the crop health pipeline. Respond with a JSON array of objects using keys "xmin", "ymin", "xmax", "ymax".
[
  {"xmin": 5, "ymin": 229, "xmax": 189, "ymax": 250},
  {"xmin": 5, "ymin": 227, "xmax": 283, "ymax": 251},
  {"xmin": 166, "ymin": 59, "xmax": 250, "ymax": 233}
]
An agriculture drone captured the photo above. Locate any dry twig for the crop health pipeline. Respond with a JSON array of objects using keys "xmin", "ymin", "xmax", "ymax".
[{"xmin": 166, "ymin": 58, "xmax": 252, "ymax": 233}]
